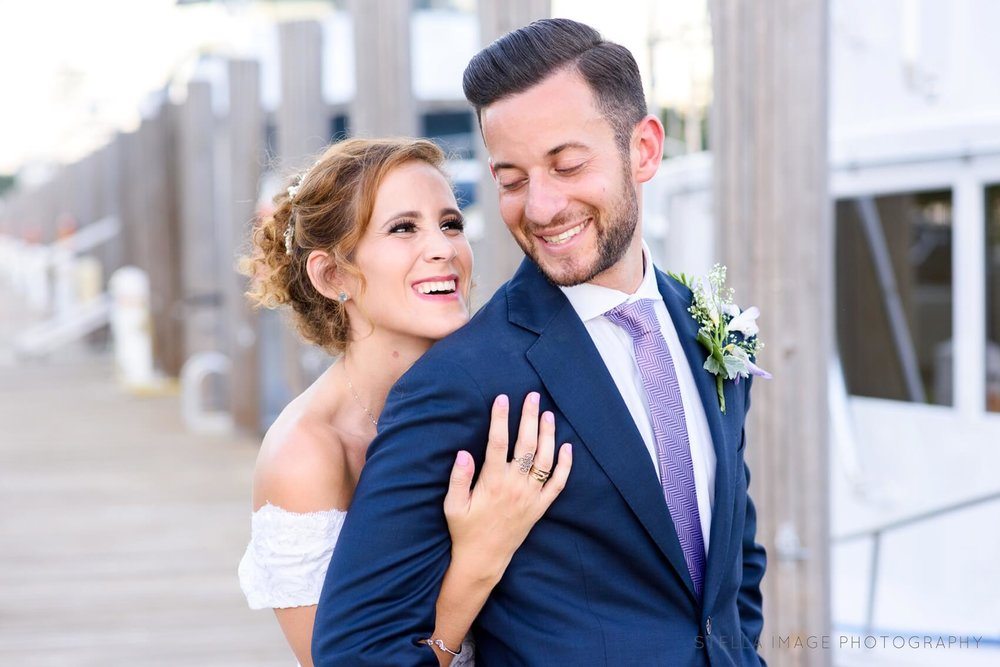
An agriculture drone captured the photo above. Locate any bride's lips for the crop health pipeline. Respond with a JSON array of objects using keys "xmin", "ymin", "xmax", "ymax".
[{"xmin": 411, "ymin": 274, "xmax": 461, "ymax": 302}]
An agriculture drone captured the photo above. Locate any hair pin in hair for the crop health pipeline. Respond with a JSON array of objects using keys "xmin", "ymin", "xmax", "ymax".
[
  {"xmin": 286, "ymin": 157, "xmax": 324, "ymax": 202},
  {"xmin": 287, "ymin": 173, "xmax": 304, "ymax": 201},
  {"xmin": 283, "ymin": 221, "xmax": 295, "ymax": 254}
]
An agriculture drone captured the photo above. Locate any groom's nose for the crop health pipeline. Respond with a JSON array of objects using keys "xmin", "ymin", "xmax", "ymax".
[{"xmin": 523, "ymin": 175, "xmax": 568, "ymax": 226}]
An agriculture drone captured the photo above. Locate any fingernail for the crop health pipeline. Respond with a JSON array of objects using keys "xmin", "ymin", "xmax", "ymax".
[
  {"xmin": 529, "ymin": 392, "xmax": 540, "ymax": 404},
  {"xmin": 496, "ymin": 394, "xmax": 509, "ymax": 408},
  {"xmin": 543, "ymin": 411, "xmax": 554, "ymax": 423},
  {"xmin": 457, "ymin": 451, "xmax": 471, "ymax": 466},
  {"xmin": 563, "ymin": 443, "xmax": 572, "ymax": 454}
]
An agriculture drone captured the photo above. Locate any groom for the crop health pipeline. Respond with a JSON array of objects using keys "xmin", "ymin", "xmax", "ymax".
[{"xmin": 314, "ymin": 18, "xmax": 766, "ymax": 666}]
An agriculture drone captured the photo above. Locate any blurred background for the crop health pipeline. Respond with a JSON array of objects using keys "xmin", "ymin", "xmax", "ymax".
[{"xmin": 1, "ymin": 0, "xmax": 998, "ymax": 665}]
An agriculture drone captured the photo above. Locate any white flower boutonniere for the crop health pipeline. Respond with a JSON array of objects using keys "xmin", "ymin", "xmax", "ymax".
[{"xmin": 669, "ymin": 264, "xmax": 772, "ymax": 414}]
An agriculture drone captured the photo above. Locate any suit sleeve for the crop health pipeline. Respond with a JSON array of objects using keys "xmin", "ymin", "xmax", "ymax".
[
  {"xmin": 737, "ymin": 377, "xmax": 768, "ymax": 666},
  {"xmin": 312, "ymin": 358, "xmax": 491, "ymax": 666}
]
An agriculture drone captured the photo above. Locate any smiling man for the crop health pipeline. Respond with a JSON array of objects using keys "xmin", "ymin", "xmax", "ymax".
[{"xmin": 313, "ymin": 18, "xmax": 767, "ymax": 666}]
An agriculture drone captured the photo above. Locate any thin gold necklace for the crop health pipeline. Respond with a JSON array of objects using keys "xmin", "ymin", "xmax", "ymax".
[{"xmin": 343, "ymin": 359, "xmax": 378, "ymax": 427}]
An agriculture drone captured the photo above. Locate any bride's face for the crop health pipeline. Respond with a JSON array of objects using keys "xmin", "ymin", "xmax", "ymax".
[{"xmin": 348, "ymin": 160, "xmax": 474, "ymax": 346}]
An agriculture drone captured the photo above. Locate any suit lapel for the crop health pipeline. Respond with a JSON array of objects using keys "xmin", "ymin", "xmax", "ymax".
[
  {"xmin": 509, "ymin": 260, "xmax": 699, "ymax": 604},
  {"xmin": 656, "ymin": 270, "xmax": 742, "ymax": 611}
]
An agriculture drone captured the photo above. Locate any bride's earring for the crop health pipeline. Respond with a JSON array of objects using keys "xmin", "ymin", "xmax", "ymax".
[{"xmin": 338, "ymin": 291, "xmax": 349, "ymax": 303}]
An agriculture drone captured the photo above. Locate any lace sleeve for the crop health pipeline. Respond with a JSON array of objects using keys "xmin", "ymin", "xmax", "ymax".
[{"xmin": 237, "ymin": 503, "xmax": 347, "ymax": 610}]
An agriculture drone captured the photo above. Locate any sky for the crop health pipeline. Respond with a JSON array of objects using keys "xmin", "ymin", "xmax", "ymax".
[
  {"xmin": 0, "ymin": 0, "xmax": 243, "ymax": 174},
  {"xmin": 0, "ymin": 0, "xmax": 711, "ymax": 175}
]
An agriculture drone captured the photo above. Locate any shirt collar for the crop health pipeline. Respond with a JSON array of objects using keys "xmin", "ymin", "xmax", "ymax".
[{"xmin": 558, "ymin": 242, "xmax": 661, "ymax": 322}]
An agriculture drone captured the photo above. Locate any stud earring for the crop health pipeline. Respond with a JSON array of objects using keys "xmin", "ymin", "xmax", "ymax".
[{"xmin": 338, "ymin": 291, "xmax": 349, "ymax": 303}]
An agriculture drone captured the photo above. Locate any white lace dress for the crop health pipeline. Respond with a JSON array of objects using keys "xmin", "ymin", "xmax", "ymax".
[{"xmin": 238, "ymin": 503, "xmax": 474, "ymax": 665}]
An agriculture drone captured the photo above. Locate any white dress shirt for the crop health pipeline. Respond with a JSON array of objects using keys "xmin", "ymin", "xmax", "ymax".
[{"xmin": 559, "ymin": 244, "xmax": 716, "ymax": 553}]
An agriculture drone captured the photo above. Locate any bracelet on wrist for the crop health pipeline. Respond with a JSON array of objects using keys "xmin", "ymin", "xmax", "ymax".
[{"xmin": 422, "ymin": 637, "xmax": 461, "ymax": 657}]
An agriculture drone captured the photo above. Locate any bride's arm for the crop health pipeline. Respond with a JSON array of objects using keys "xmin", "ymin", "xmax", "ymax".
[
  {"xmin": 427, "ymin": 393, "xmax": 573, "ymax": 665},
  {"xmin": 249, "ymin": 420, "xmax": 353, "ymax": 667},
  {"xmin": 274, "ymin": 606, "xmax": 319, "ymax": 667}
]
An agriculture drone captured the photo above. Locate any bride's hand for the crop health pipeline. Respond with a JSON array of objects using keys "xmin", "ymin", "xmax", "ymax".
[{"xmin": 443, "ymin": 392, "xmax": 572, "ymax": 584}]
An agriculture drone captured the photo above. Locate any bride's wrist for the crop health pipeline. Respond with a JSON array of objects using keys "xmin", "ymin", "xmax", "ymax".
[{"xmin": 449, "ymin": 546, "xmax": 508, "ymax": 587}]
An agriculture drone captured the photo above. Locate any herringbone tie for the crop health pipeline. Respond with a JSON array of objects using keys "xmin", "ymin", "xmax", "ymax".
[{"xmin": 604, "ymin": 298, "xmax": 706, "ymax": 598}]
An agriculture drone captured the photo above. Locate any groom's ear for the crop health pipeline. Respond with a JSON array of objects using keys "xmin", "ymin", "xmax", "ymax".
[
  {"xmin": 632, "ymin": 114, "xmax": 665, "ymax": 185},
  {"xmin": 306, "ymin": 249, "xmax": 345, "ymax": 302}
]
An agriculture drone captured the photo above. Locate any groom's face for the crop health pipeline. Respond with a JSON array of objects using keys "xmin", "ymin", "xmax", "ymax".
[{"xmin": 480, "ymin": 68, "xmax": 640, "ymax": 288}]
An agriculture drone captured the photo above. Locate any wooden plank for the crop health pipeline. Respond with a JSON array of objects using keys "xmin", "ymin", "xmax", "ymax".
[
  {"xmin": 471, "ymin": 0, "xmax": 551, "ymax": 303},
  {"xmin": 709, "ymin": 1, "xmax": 832, "ymax": 664},
  {"xmin": 224, "ymin": 59, "xmax": 264, "ymax": 434},
  {"xmin": 0, "ymin": 358, "xmax": 289, "ymax": 665},
  {"xmin": 349, "ymin": 0, "xmax": 417, "ymax": 137}
]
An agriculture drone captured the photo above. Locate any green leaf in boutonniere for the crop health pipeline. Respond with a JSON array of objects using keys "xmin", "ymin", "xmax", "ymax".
[
  {"xmin": 677, "ymin": 264, "xmax": 772, "ymax": 414},
  {"xmin": 696, "ymin": 330, "xmax": 715, "ymax": 354},
  {"xmin": 668, "ymin": 271, "xmax": 696, "ymax": 290}
]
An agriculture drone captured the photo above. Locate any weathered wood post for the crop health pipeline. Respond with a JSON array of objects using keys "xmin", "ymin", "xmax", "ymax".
[
  {"xmin": 141, "ymin": 109, "xmax": 185, "ymax": 377},
  {"xmin": 266, "ymin": 19, "xmax": 330, "ymax": 409},
  {"xmin": 471, "ymin": 0, "xmax": 550, "ymax": 301},
  {"xmin": 709, "ymin": 1, "xmax": 832, "ymax": 664},
  {"xmin": 176, "ymin": 81, "xmax": 223, "ymax": 365},
  {"xmin": 117, "ymin": 129, "xmax": 150, "ymax": 279},
  {"xmin": 223, "ymin": 58, "xmax": 264, "ymax": 433},
  {"xmin": 349, "ymin": 0, "xmax": 418, "ymax": 138}
]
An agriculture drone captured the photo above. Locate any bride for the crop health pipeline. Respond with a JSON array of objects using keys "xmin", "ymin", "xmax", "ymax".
[{"xmin": 237, "ymin": 137, "xmax": 572, "ymax": 666}]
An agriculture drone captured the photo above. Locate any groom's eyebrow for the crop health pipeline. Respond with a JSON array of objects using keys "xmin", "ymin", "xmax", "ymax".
[
  {"xmin": 547, "ymin": 142, "xmax": 589, "ymax": 157},
  {"xmin": 492, "ymin": 142, "xmax": 590, "ymax": 171}
]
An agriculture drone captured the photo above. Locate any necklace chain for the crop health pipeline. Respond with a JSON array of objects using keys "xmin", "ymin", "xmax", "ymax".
[{"xmin": 344, "ymin": 363, "xmax": 378, "ymax": 427}]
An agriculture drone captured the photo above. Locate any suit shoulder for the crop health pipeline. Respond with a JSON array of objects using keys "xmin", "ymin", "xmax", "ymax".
[
  {"xmin": 426, "ymin": 284, "xmax": 515, "ymax": 354},
  {"xmin": 398, "ymin": 282, "xmax": 527, "ymax": 387}
]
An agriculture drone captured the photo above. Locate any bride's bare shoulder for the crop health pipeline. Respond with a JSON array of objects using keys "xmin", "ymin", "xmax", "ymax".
[{"xmin": 251, "ymin": 403, "xmax": 352, "ymax": 514}]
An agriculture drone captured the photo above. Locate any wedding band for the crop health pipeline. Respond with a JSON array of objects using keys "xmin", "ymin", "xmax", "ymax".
[
  {"xmin": 528, "ymin": 464, "xmax": 551, "ymax": 483},
  {"xmin": 515, "ymin": 452, "xmax": 535, "ymax": 474}
]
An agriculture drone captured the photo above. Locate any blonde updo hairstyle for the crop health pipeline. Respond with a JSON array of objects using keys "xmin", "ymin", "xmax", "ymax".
[{"xmin": 245, "ymin": 137, "xmax": 447, "ymax": 353}]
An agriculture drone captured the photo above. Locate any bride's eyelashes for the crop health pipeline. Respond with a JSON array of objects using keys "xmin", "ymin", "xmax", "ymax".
[
  {"xmin": 387, "ymin": 217, "xmax": 466, "ymax": 236},
  {"xmin": 388, "ymin": 220, "xmax": 418, "ymax": 235},
  {"xmin": 440, "ymin": 217, "xmax": 465, "ymax": 234}
]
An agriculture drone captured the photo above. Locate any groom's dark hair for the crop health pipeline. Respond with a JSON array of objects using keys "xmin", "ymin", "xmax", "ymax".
[{"xmin": 462, "ymin": 18, "xmax": 647, "ymax": 153}]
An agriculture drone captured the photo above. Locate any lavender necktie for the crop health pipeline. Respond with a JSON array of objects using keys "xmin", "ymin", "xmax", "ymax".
[{"xmin": 604, "ymin": 298, "xmax": 706, "ymax": 598}]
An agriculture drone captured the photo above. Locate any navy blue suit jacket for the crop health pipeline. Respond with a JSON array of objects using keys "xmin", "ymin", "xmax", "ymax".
[{"xmin": 313, "ymin": 259, "xmax": 767, "ymax": 666}]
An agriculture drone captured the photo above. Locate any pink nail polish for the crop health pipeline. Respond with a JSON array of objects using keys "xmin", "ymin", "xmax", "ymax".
[
  {"xmin": 457, "ymin": 451, "xmax": 471, "ymax": 465},
  {"xmin": 496, "ymin": 394, "xmax": 509, "ymax": 408},
  {"xmin": 543, "ymin": 412, "xmax": 554, "ymax": 423},
  {"xmin": 529, "ymin": 392, "xmax": 540, "ymax": 404}
]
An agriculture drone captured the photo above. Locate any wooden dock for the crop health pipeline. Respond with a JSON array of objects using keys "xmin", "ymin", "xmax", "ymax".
[{"xmin": 0, "ymin": 353, "xmax": 290, "ymax": 666}]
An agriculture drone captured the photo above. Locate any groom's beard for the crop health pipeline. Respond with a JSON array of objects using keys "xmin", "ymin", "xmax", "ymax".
[{"xmin": 514, "ymin": 167, "xmax": 640, "ymax": 288}]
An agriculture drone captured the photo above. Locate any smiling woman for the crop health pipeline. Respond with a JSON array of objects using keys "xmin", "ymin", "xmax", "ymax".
[
  {"xmin": 237, "ymin": 137, "xmax": 571, "ymax": 666},
  {"xmin": 348, "ymin": 158, "xmax": 473, "ymax": 345},
  {"xmin": 244, "ymin": 138, "xmax": 470, "ymax": 353}
]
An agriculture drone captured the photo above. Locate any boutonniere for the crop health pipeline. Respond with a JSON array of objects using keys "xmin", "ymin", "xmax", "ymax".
[{"xmin": 669, "ymin": 265, "xmax": 771, "ymax": 413}]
